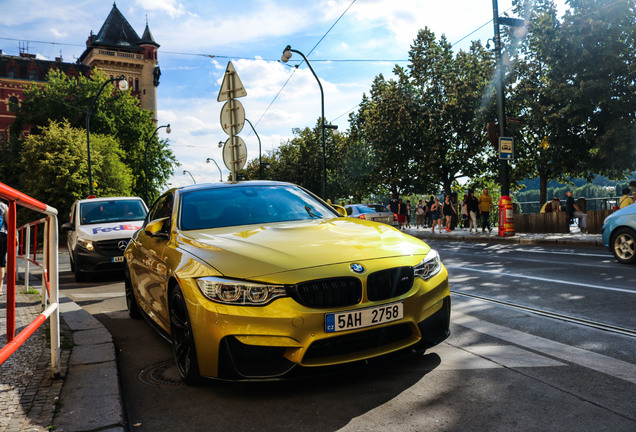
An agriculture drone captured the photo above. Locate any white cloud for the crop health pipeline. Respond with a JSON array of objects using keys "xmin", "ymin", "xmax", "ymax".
[{"xmin": 133, "ymin": 0, "xmax": 187, "ymax": 18}]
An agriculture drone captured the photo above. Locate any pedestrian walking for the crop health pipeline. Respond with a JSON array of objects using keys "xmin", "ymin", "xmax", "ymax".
[
  {"xmin": 388, "ymin": 193, "xmax": 399, "ymax": 216},
  {"xmin": 442, "ymin": 195, "xmax": 457, "ymax": 232},
  {"xmin": 406, "ymin": 200, "xmax": 412, "ymax": 228},
  {"xmin": 479, "ymin": 188, "xmax": 494, "ymax": 232},
  {"xmin": 466, "ymin": 190, "xmax": 479, "ymax": 234},
  {"xmin": 460, "ymin": 194, "xmax": 469, "ymax": 229},
  {"xmin": 425, "ymin": 195, "xmax": 434, "ymax": 228},
  {"xmin": 415, "ymin": 199, "xmax": 426, "ymax": 229},
  {"xmin": 430, "ymin": 197, "xmax": 442, "ymax": 233},
  {"xmin": 397, "ymin": 198, "xmax": 407, "ymax": 230}
]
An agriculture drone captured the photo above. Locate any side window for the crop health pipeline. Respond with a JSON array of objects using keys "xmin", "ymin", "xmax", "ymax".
[
  {"xmin": 146, "ymin": 193, "xmax": 174, "ymax": 225},
  {"xmin": 69, "ymin": 203, "xmax": 76, "ymax": 224}
]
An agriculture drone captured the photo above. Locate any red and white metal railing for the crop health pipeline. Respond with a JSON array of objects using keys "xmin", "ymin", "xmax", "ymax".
[{"xmin": 0, "ymin": 181, "xmax": 60, "ymax": 377}]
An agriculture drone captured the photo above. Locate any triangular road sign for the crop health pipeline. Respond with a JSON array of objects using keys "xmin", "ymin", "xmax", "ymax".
[{"xmin": 217, "ymin": 61, "xmax": 247, "ymax": 102}]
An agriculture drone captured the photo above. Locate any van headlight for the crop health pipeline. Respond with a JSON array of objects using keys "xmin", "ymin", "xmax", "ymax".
[
  {"xmin": 77, "ymin": 237, "xmax": 94, "ymax": 251},
  {"xmin": 196, "ymin": 277, "xmax": 287, "ymax": 305},
  {"xmin": 414, "ymin": 249, "xmax": 442, "ymax": 280}
]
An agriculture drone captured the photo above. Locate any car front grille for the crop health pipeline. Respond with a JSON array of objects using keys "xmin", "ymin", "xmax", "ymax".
[
  {"xmin": 288, "ymin": 277, "xmax": 362, "ymax": 308},
  {"xmin": 366, "ymin": 267, "xmax": 414, "ymax": 301},
  {"xmin": 94, "ymin": 239, "xmax": 128, "ymax": 256},
  {"xmin": 303, "ymin": 323, "xmax": 413, "ymax": 361}
]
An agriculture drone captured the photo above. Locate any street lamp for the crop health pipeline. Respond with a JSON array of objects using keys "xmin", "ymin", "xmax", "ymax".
[
  {"xmin": 86, "ymin": 76, "xmax": 128, "ymax": 196},
  {"xmin": 144, "ymin": 124, "xmax": 171, "ymax": 203},
  {"xmin": 492, "ymin": 0, "xmax": 526, "ymax": 197},
  {"xmin": 244, "ymin": 118, "xmax": 263, "ymax": 179},
  {"xmin": 281, "ymin": 45, "xmax": 329, "ymax": 199},
  {"xmin": 206, "ymin": 158, "xmax": 223, "ymax": 182},
  {"xmin": 183, "ymin": 170, "xmax": 196, "ymax": 184}
]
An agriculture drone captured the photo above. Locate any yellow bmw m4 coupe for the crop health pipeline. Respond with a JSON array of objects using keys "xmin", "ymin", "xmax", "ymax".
[{"xmin": 124, "ymin": 181, "xmax": 450, "ymax": 384}]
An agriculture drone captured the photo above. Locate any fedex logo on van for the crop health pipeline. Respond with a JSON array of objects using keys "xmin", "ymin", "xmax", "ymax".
[{"xmin": 92, "ymin": 224, "xmax": 141, "ymax": 234}]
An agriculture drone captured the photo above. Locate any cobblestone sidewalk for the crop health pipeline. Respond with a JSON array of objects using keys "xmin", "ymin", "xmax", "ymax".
[{"xmin": 0, "ymin": 290, "xmax": 70, "ymax": 432}]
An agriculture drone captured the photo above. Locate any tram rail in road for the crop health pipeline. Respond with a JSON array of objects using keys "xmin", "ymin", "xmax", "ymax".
[{"xmin": 450, "ymin": 289, "xmax": 636, "ymax": 338}]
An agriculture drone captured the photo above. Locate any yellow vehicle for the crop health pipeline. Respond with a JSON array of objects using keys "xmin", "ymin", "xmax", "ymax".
[{"xmin": 125, "ymin": 181, "xmax": 450, "ymax": 384}]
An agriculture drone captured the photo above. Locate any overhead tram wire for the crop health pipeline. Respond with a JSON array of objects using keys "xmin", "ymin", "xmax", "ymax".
[
  {"xmin": 326, "ymin": 8, "xmax": 515, "ymax": 124},
  {"xmin": 248, "ymin": 0, "xmax": 357, "ymax": 133}
]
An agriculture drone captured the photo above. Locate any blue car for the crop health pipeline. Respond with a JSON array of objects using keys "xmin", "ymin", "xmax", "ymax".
[{"xmin": 601, "ymin": 203, "xmax": 636, "ymax": 264}]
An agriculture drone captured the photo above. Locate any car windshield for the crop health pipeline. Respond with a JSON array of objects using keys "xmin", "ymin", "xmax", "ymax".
[
  {"xmin": 179, "ymin": 184, "xmax": 337, "ymax": 230},
  {"xmin": 80, "ymin": 200, "xmax": 147, "ymax": 225}
]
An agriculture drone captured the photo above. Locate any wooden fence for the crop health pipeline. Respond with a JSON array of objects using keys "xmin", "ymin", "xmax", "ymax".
[{"xmin": 513, "ymin": 209, "xmax": 612, "ymax": 234}]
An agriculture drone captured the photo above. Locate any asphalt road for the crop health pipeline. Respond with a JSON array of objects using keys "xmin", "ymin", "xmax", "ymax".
[{"xmin": 59, "ymin": 242, "xmax": 636, "ymax": 431}]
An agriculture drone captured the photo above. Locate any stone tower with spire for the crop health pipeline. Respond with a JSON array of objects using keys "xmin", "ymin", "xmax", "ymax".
[{"xmin": 79, "ymin": 2, "xmax": 160, "ymax": 119}]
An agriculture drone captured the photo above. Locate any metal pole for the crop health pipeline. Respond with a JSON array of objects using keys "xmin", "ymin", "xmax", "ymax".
[
  {"xmin": 206, "ymin": 158, "xmax": 223, "ymax": 182},
  {"xmin": 86, "ymin": 76, "xmax": 125, "ymax": 196},
  {"xmin": 492, "ymin": 0, "xmax": 509, "ymax": 197},
  {"xmin": 244, "ymin": 118, "xmax": 262, "ymax": 179},
  {"xmin": 48, "ymin": 215, "xmax": 61, "ymax": 377},
  {"xmin": 144, "ymin": 124, "xmax": 169, "ymax": 204},
  {"xmin": 286, "ymin": 47, "xmax": 326, "ymax": 198}
]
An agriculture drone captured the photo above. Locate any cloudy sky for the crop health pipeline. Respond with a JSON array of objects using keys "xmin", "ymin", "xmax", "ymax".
[{"xmin": 1, "ymin": 0, "xmax": 563, "ymax": 189}]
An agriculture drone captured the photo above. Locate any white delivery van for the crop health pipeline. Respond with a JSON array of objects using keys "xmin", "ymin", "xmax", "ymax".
[{"xmin": 62, "ymin": 196, "xmax": 148, "ymax": 282}]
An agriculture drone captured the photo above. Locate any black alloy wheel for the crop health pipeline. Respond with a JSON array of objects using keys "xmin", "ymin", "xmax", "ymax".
[
  {"xmin": 124, "ymin": 266, "xmax": 141, "ymax": 319},
  {"xmin": 611, "ymin": 227, "xmax": 636, "ymax": 264},
  {"xmin": 170, "ymin": 285, "xmax": 202, "ymax": 385}
]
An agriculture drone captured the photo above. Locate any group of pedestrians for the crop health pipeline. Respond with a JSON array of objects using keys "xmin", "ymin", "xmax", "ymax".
[{"xmin": 388, "ymin": 189, "xmax": 496, "ymax": 234}]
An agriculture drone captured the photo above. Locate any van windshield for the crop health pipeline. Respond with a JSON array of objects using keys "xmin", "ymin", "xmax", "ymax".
[{"xmin": 80, "ymin": 200, "xmax": 147, "ymax": 225}]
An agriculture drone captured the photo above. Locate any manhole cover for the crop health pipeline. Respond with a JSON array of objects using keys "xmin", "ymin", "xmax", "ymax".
[{"xmin": 138, "ymin": 360, "xmax": 185, "ymax": 386}]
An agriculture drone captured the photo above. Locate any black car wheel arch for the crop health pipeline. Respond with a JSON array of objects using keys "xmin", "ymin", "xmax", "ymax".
[{"xmin": 169, "ymin": 284, "xmax": 202, "ymax": 385}]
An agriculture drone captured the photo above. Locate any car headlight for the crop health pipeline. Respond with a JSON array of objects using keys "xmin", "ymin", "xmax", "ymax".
[
  {"xmin": 196, "ymin": 277, "xmax": 287, "ymax": 306},
  {"xmin": 414, "ymin": 249, "xmax": 442, "ymax": 280},
  {"xmin": 77, "ymin": 237, "xmax": 94, "ymax": 251}
]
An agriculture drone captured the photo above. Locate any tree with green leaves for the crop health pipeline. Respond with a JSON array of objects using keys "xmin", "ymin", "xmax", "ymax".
[
  {"xmin": 9, "ymin": 69, "xmax": 176, "ymax": 202},
  {"xmin": 407, "ymin": 29, "xmax": 495, "ymax": 195},
  {"xmin": 509, "ymin": 0, "xmax": 636, "ymax": 204},
  {"xmin": 349, "ymin": 72, "xmax": 422, "ymax": 196},
  {"xmin": 508, "ymin": 0, "xmax": 566, "ymax": 205},
  {"xmin": 19, "ymin": 120, "xmax": 132, "ymax": 216}
]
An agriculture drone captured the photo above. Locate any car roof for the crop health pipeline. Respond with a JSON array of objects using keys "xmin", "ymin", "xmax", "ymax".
[
  {"xmin": 176, "ymin": 180, "xmax": 293, "ymax": 193},
  {"xmin": 76, "ymin": 196, "xmax": 144, "ymax": 204}
]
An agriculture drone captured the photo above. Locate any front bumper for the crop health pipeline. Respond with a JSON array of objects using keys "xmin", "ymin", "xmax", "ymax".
[
  {"xmin": 186, "ymin": 268, "xmax": 451, "ymax": 379},
  {"xmin": 74, "ymin": 242, "xmax": 127, "ymax": 273}
]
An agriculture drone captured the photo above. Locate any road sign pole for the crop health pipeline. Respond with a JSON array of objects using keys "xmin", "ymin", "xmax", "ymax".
[{"xmin": 217, "ymin": 62, "xmax": 247, "ymax": 183}]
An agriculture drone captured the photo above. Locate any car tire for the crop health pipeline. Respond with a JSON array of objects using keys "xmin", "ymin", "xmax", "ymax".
[
  {"xmin": 73, "ymin": 251, "xmax": 88, "ymax": 282},
  {"xmin": 124, "ymin": 266, "xmax": 141, "ymax": 319},
  {"xmin": 611, "ymin": 227, "xmax": 636, "ymax": 264},
  {"xmin": 169, "ymin": 285, "xmax": 202, "ymax": 385}
]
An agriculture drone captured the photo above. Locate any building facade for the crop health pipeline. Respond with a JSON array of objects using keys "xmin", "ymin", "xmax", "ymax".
[
  {"xmin": 79, "ymin": 3, "xmax": 160, "ymax": 119},
  {"xmin": 0, "ymin": 3, "xmax": 160, "ymax": 136},
  {"xmin": 0, "ymin": 52, "xmax": 91, "ymax": 136}
]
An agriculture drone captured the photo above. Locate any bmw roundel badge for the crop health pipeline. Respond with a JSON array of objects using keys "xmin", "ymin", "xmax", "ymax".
[{"xmin": 350, "ymin": 263, "xmax": 365, "ymax": 274}]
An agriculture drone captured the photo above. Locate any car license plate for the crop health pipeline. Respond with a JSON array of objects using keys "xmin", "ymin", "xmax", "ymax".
[
  {"xmin": 325, "ymin": 302, "xmax": 403, "ymax": 333},
  {"xmin": 111, "ymin": 256, "xmax": 124, "ymax": 263}
]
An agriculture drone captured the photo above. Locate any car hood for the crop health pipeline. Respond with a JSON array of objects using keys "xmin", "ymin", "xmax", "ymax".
[
  {"xmin": 77, "ymin": 221, "xmax": 144, "ymax": 241},
  {"xmin": 176, "ymin": 218, "xmax": 429, "ymax": 278}
]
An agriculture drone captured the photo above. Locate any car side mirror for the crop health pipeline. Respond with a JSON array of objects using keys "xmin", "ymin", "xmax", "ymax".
[
  {"xmin": 61, "ymin": 222, "xmax": 75, "ymax": 232},
  {"xmin": 331, "ymin": 204, "xmax": 347, "ymax": 217},
  {"xmin": 145, "ymin": 217, "xmax": 170, "ymax": 238}
]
